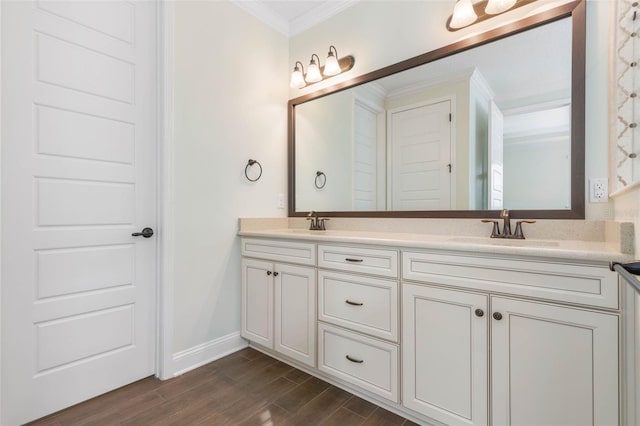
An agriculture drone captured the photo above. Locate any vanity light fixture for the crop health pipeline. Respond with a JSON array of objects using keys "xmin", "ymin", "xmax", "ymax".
[
  {"xmin": 306, "ymin": 54, "xmax": 322, "ymax": 83},
  {"xmin": 323, "ymin": 46, "xmax": 341, "ymax": 76},
  {"xmin": 485, "ymin": 0, "xmax": 517, "ymax": 14},
  {"xmin": 450, "ymin": 0, "xmax": 477, "ymax": 29},
  {"xmin": 447, "ymin": 0, "xmax": 537, "ymax": 31},
  {"xmin": 289, "ymin": 61, "xmax": 306, "ymax": 89},
  {"xmin": 289, "ymin": 45, "xmax": 355, "ymax": 89}
]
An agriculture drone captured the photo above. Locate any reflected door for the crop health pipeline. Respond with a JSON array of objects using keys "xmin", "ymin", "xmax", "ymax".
[
  {"xmin": 2, "ymin": 2, "xmax": 157, "ymax": 424},
  {"xmin": 488, "ymin": 100, "xmax": 504, "ymax": 209},
  {"xmin": 353, "ymin": 100, "xmax": 381, "ymax": 210},
  {"xmin": 388, "ymin": 100, "xmax": 452, "ymax": 210}
]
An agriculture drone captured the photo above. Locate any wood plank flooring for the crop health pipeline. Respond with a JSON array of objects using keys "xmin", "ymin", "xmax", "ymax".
[{"xmin": 29, "ymin": 348, "xmax": 419, "ymax": 425}]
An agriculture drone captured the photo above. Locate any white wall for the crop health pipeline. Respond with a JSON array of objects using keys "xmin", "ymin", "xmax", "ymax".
[
  {"xmin": 173, "ymin": 1, "xmax": 288, "ymax": 354},
  {"xmin": 295, "ymin": 90, "xmax": 353, "ymax": 211},
  {"xmin": 289, "ymin": 0, "xmax": 610, "ymax": 219}
]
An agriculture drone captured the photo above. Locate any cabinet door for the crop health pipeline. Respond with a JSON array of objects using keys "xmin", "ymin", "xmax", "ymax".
[
  {"xmin": 241, "ymin": 258, "xmax": 274, "ymax": 348},
  {"xmin": 491, "ymin": 297, "xmax": 619, "ymax": 426},
  {"xmin": 275, "ymin": 263, "xmax": 316, "ymax": 367},
  {"xmin": 402, "ymin": 283, "xmax": 488, "ymax": 426}
]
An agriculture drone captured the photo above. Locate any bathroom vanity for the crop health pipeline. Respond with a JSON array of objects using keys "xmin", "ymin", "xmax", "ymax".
[{"xmin": 239, "ymin": 224, "xmax": 629, "ymax": 426}]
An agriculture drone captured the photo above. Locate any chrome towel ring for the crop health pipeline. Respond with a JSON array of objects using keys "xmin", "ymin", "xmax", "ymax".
[
  {"xmin": 315, "ymin": 171, "xmax": 326, "ymax": 189},
  {"xmin": 245, "ymin": 159, "xmax": 262, "ymax": 182}
]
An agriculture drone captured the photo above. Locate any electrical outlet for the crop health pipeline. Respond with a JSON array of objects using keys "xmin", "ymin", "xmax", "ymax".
[
  {"xmin": 277, "ymin": 193, "xmax": 285, "ymax": 209},
  {"xmin": 589, "ymin": 178, "xmax": 608, "ymax": 203}
]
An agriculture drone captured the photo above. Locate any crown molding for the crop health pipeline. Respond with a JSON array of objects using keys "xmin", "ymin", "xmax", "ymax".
[
  {"xmin": 230, "ymin": 0, "xmax": 359, "ymax": 38},
  {"xmin": 289, "ymin": 0, "xmax": 360, "ymax": 36},
  {"xmin": 230, "ymin": 0, "xmax": 290, "ymax": 36}
]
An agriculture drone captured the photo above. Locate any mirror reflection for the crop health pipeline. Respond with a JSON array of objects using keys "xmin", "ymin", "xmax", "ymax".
[{"xmin": 295, "ymin": 18, "xmax": 571, "ymax": 212}]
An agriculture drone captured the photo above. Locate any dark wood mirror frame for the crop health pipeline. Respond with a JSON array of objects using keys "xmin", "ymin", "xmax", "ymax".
[{"xmin": 288, "ymin": 0, "xmax": 585, "ymax": 219}]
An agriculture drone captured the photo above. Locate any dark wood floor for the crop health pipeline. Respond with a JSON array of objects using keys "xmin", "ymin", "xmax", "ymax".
[{"xmin": 30, "ymin": 347, "xmax": 419, "ymax": 425}]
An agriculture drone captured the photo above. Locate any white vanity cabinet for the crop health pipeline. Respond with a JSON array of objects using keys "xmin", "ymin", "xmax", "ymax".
[
  {"xmin": 241, "ymin": 239, "xmax": 316, "ymax": 367},
  {"xmin": 402, "ymin": 283, "xmax": 489, "ymax": 426},
  {"xmin": 490, "ymin": 296, "xmax": 618, "ymax": 426},
  {"xmin": 402, "ymin": 250, "xmax": 620, "ymax": 426},
  {"xmin": 240, "ymin": 235, "xmax": 623, "ymax": 426},
  {"xmin": 316, "ymin": 244, "xmax": 400, "ymax": 403}
]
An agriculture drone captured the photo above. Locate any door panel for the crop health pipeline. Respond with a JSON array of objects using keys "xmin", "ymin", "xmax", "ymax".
[
  {"xmin": 402, "ymin": 283, "xmax": 488, "ymax": 426},
  {"xmin": 274, "ymin": 264, "xmax": 316, "ymax": 366},
  {"xmin": 2, "ymin": 2, "xmax": 157, "ymax": 424},
  {"xmin": 241, "ymin": 258, "xmax": 274, "ymax": 348},
  {"xmin": 491, "ymin": 297, "xmax": 619, "ymax": 426},
  {"xmin": 353, "ymin": 101, "xmax": 379, "ymax": 210},
  {"xmin": 389, "ymin": 101, "xmax": 451, "ymax": 210}
]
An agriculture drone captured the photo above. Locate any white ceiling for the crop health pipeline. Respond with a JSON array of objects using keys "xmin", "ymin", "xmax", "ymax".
[{"xmin": 230, "ymin": 0, "xmax": 359, "ymax": 37}]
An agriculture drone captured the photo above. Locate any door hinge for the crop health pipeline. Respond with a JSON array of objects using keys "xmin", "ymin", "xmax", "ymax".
[
  {"xmin": 447, "ymin": 163, "xmax": 452, "ymax": 173},
  {"xmin": 449, "ymin": 113, "xmax": 452, "ymax": 122}
]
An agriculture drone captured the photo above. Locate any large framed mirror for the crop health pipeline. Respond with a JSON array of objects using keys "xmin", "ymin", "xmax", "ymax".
[{"xmin": 288, "ymin": 0, "xmax": 585, "ymax": 219}]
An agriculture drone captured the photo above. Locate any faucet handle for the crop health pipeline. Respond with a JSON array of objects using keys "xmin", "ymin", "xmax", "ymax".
[
  {"xmin": 481, "ymin": 219, "xmax": 501, "ymax": 238},
  {"xmin": 318, "ymin": 217, "xmax": 330, "ymax": 230},
  {"xmin": 513, "ymin": 220, "xmax": 536, "ymax": 239}
]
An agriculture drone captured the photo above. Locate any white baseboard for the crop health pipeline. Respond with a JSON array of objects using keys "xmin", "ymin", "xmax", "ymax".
[{"xmin": 171, "ymin": 332, "xmax": 248, "ymax": 377}]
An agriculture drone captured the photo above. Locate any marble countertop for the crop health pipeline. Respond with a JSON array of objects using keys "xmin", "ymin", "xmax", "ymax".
[{"xmin": 238, "ymin": 228, "xmax": 634, "ymax": 265}]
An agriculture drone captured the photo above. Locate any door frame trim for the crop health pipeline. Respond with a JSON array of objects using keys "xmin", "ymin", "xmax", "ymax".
[{"xmin": 157, "ymin": 1, "xmax": 175, "ymax": 380}]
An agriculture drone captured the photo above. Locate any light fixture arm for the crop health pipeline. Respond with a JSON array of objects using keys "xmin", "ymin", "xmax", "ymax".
[{"xmin": 293, "ymin": 60, "xmax": 304, "ymax": 73}]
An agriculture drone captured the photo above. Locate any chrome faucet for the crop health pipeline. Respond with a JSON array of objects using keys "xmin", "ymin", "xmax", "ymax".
[
  {"xmin": 306, "ymin": 210, "xmax": 329, "ymax": 230},
  {"xmin": 481, "ymin": 209, "xmax": 536, "ymax": 239}
]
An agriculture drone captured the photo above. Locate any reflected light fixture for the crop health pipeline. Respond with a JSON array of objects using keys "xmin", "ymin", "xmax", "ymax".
[
  {"xmin": 447, "ymin": 0, "xmax": 537, "ymax": 31},
  {"xmin": 289, "ymin": 45, "xmax": 355, "ymax": 89}
]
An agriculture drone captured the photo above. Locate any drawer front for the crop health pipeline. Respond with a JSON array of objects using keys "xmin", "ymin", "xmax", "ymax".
[
  {"xmin": 242, "ymin": 238, "xmax": 315, "ymax": 266},
  {"xmin": 318, "ymin": 245, "xmax": 398, "ymax": 278},
  {"xmin": 318, "ymin": 323, "xmax": 398, "ymax": 402},
  {"xmin": 403, "ymin": 251, "xmax": 619, "ymax": 309},
  {"xmin": 318, "ymin": 270, "xmax": 398, "ymax": 341}
]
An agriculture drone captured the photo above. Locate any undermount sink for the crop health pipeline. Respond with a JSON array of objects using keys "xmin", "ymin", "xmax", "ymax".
[{"xmin": 448, "ymin": 237, "xmax": 560, "ymax": 248}]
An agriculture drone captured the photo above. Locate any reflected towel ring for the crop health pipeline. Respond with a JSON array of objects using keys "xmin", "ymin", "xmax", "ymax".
[
  {"xmin": 245, "ymin": 159, "xmax": 262, "ymax": 182},
  {"xmin": 315, "ymin": 171, "xmax": 326, "ymax": 189}
]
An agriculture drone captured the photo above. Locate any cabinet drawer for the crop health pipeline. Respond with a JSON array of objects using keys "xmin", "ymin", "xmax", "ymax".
[
  {"xmin": 242, "ymin": 238, "xmax": 315, "ymax": 266},
  {"xmin": 403, "ymin": 251, "xmax": 619, "ymax": 309},
  {"xmin": 318, "ymin": 245, "xmax": 398, "ymax": 278},
  {"xmin": 318, "ymin": 271, "xmax": 398, "ymax": 341},
  {"xmin": 318, "ymin": 323, "xmax": 398, "ymax": 402}
]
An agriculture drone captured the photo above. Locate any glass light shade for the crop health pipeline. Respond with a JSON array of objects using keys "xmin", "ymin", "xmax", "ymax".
[
  {"xmin": 290, "ymin": 67, "xmax": 305, "ymax": 89},
  {"xmin": 485, "ymin": 0, "xmax": 517, "ymax": 14},
  {"xmin": 323, "ymin": 53, "xmax": 341, "ymax": 76},
  {"xmin": 306, "ymin": 61, "xmax": 322, "ymax": 83},
  {"xmin": 450, "ymin": 0, "xmax": 477, "ymax": 29}
]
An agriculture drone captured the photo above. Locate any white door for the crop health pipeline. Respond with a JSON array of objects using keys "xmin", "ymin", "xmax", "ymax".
[
  {"xmin": 491, "ymin": 297, "xmax": 619, "ymax": 426},
  {"xmin": 389, "ymin": 101, "xmax": 451, "ymax": 210},
  {"xmin": 1, "ymin": 2, "xmax": 157, "ymax": 424},
  {"xmin": 274, "ymin": 263, "xmax": 316, "ymax": 367},
  {"xmin": 402, "ymin": 283, "xmax": 488, "ymax": 426},
  {"xmin": 488, "ymin": 100, "xmax": 504, "ymax": 209},
  {"xmin": 241, "ymin": 258, "xmax": 274, "ymax": 348},
  {"xmin": 353, "ymin": 100, "xmax": 379, "ymax": 211}
]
